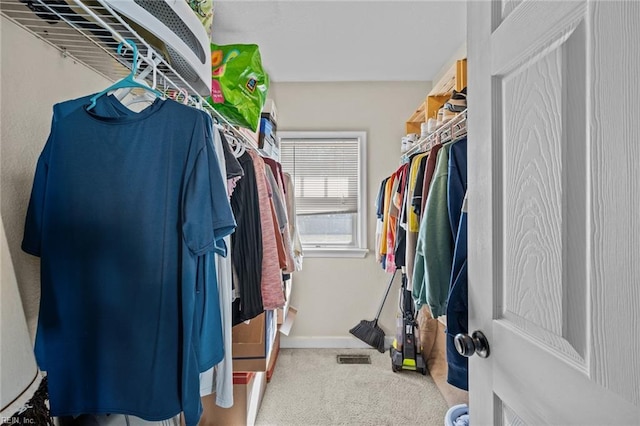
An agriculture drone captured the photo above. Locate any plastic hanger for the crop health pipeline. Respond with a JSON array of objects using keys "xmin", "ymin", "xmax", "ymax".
[
  {"xmin": 124, "ymin": 87, "xmax": 158, "ymax": 107},
  {"xmin": 231, "ymin": 138, "xmax": 246, "ymax": 158},
  {"xmin": 87, "ymin": 39, "xmax": 162, "ymax": 111},
  {"xmin": 114, "ymin": 52, "xmax": 155, "ymax": 104},
  {"xmin": 123, "ymin": 58, "xmax": 161, "ymax": 108},
  {"xmin": 223, "ymin": 128, "xmax": 245, "ymax": 158},
  {"xmin": 175, "ymin": 88, "xmax": 190, "ymax": 105}
]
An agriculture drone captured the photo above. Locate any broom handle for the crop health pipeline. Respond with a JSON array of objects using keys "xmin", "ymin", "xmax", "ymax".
[{"xmin": 374, "ymin": 269, "xmax": 398, "ymax": 322}]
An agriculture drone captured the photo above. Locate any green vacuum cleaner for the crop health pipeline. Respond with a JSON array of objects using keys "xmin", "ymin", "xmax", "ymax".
[{"xmin": 390, "ymin": 273, "xmax": 427, "ymax": 375}]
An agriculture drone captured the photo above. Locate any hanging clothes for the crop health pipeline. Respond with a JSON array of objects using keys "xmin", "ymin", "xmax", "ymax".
[
  {"xmin": 219, "ymin": 132, "xmax": 244, "ymax": 180},
  {"xmin": 445, "ymin": 138, "xmax": 468, "ymax": 391},
  {"xmin": 263, "ymin": 157, "xmax": 287, "ymax": 196},
  {"xmin": 410, "ymin": 153, "xmax": 430, "ymax": 225},
  {"xmin": 192, "ymin": 117, "xmax": 228, "ymax": 405},
  {"xmin": 410, "ymin": 146, "xmax": 442, "ymax": 295},
  {"xmin": 263, "ymin": 158, "xmax": 295, "ymax": 271},
  {"xmin": 281, "ymin": 207, "xmax": 297, "ymax": 274},
  {"xmin": 401, "ymin": 151, "xmax": 439, "ymax": 361},
  {"xmin": 404, "ymin": 153, "xmax": 428, "ymax": 290},
  {"xmin": 230, "ymin": 152, "xmax": 264, "ymax": 325},
  {"xmin": 380, "ymin": 112, "xmax": 468, "ymax": 388},
  {"xmin": 265, "ymin": 165, "xmax": 296, "ymax": 273},
  {"xmin": 377, "ymin": 160, "xmax": 418, "ymax": 273},
  {"xmin": 264, "ymin": 165, "xmax": 288, "ymax": 269},
  {"xmin": 283, "ymin": 172, "xmax": 303, "ymax": 271},
  {"xmin": 392, "ymin": 163, "xmax": 409, "ymax": 268},
  {"xmin": 22, "ymin": 96, "xmax": 236, "ymax": 426},
  {"xmin": 248, "ymin": 150, "xmax": 285, "ymax": 310},
  {"xmin": 380, "ymin": 174, "xmax": 395, "ymax": 270},
  {"xmin": 385, "ymin": 172, "xmax": 401, "ymax": 271},
  {"xmin": 264, "ymin": 166, "xmax": 287, "ymax": 229},
  {"xmin": 446, "ymin": 207, "xmax": 468, "ymax": 390},
  {"xmin": 375, "ymin": 178, "xmax": 389, "ymax": 265},
  {"xmin": 447, "ymin": 138, "xmax": 468, "ymax": 239},
  {"xmin": 199, "ymin": 126, "xmax": 241, "ymax": 408},
  {"xmin": 420, "ymin": 143, "xmax": 443, "ymax": 218},
  {"xmin": 219, "ymin": 131, "xmax": 244, "ymax": 198},
  {"xmin": 413, "ymin": 142, "xmax": 454, "ymax": 317}
]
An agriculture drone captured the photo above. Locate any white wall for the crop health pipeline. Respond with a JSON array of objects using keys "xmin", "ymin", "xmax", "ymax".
[
  {"xmin": 1, "ymin": 17, "xmax": 112, "ymax": 337},
  {"xmin": 270, "ymin": 81, "xmax": 432, "ymax": 346}
]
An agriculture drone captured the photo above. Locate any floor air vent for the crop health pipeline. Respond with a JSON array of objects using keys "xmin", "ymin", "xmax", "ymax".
[{"xmin": 337, "ymin": 354, "xmax": 371, "ymax": 364}]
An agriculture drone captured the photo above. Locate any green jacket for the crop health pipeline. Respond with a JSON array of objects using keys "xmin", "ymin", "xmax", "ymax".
[{"xmin": 412, "ymin": 142, "xmax": 453, "ymax": 317}]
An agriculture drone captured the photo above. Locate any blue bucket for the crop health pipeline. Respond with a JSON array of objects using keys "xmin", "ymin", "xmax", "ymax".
[{"xmin": 444, "ymin": 403, "xmax": 469, "ymax": 426}]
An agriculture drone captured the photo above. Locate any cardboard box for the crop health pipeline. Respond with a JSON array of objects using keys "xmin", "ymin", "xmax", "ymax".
[
  {"xmin": 232, "ymin": 312, "xmax": 267, "ymax": 359},
  {"xmin": 198, "ymin": 371, "xmax": 267, "ymax": 426},
  {"xmin": 232, "ymin": 310, "xmax": 277, "ymax": 371}
]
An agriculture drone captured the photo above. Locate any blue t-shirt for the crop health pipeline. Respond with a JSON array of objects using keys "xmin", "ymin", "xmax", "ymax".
[
  {"xmin": 52, "ymin": 95, "xmax": 229, "ymax": 387},
  {"xmin": 22, "ymin": 96, "xmax": 235, "ymax": 425},
  {"xmin": 55, "ymin": 93, "xmax": 135, "ymax": 119},
  {"xmin": 194, "ymin": 112, "xmax": 228, "ymax": 372}
]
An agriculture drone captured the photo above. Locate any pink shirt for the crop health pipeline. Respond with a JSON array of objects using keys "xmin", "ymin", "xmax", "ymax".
[{"xmin": 248, "ymin": 150, "xmax": 285, "ymax": 309}]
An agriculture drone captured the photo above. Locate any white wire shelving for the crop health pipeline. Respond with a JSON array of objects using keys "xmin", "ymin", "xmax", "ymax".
[
  {"xmin": 401, "ymin": 109, "xmax": 467, "ymax": 163},
  {"xmin": 0, "ymin": 0, "xmax": 261, "ymax": 151}
]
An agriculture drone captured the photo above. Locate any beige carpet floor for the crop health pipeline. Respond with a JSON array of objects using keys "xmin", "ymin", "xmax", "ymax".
[{"xmin": 255, "ymin": 348, "xmax": 449, "ymax": 426}]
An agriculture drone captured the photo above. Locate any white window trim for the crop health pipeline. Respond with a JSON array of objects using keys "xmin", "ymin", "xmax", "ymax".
[
  {"xmin": 304, "ymin": 248, "xmax": 369, "ymax": 258},
  {"xmin": 278, "ymin": 131, "xmax": 368, "ymax": 258}
]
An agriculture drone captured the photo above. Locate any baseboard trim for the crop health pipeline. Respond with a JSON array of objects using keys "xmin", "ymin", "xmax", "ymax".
[{"xmin": 280, "ymin": 336, "xmax": 395, "ymax": 349}]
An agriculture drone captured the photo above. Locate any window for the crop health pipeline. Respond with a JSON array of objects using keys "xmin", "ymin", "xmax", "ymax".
[{"xmin": 279, "ymin": 131, "xmax": 368, "ymax": 258}]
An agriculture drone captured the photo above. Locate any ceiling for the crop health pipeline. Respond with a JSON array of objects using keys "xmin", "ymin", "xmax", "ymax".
[{"xmin": 211, "ymin": 1, "xmax": 467, "ymax": 83}]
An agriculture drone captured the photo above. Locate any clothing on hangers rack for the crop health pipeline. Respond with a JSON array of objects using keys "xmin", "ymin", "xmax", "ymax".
[
  {"xmin": 376, "ymin": 108, "xmax": 469, "ymax": 392},
  {"xmin": 198, "ymin": 125, "xmax": 238, "ymax": 409},
  {"xmin": 11, "ymin": 1, "xmax": 306, "ymax": 423},
  {"xmin": 379, "ymin": 110, "xmax": 467, "ymax": 274},
  {"xmin": 22, "ymin": 93, "xmax": 237, "ymax": 426}
]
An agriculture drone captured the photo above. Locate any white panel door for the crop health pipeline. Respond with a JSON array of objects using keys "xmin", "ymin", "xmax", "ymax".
[{"xmin": 467, "ymin": 1, "xmax": 640, "ymax": 424}]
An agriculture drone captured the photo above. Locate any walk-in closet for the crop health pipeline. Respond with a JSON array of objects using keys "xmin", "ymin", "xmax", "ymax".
[{"xmin": 2, "ymin": 1, "xmax": 639, "ymax": 425}]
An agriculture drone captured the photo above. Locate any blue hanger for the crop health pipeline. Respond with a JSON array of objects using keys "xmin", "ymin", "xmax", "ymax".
[{"xmin": 87, "ymin": 39, "xmax": 163, "ymax": 111}]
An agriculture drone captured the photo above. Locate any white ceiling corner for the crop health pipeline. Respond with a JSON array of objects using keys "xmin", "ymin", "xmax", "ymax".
[{"xmin": 211, "ymin": 1, "xmax": 467, "ymax": 83}]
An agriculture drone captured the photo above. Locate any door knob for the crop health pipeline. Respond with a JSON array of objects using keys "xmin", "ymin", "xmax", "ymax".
[{"xmin": 454, "ymin": 330, "xmax": 490, "ymax": 358}]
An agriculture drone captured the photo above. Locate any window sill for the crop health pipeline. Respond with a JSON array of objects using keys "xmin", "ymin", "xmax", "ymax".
[{"xmin": 302, "ymin": 248, "xmax": 369, "ymax": 258}]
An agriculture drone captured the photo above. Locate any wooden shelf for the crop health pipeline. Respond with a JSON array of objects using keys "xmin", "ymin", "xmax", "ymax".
[
  {"xmin": 406, "ymin": 100, "xmax": 428, "ymax": 135},
  {"xmin": 405, "ymin": 58, "xmax": 467, "ymax": 134},
  {"xmin": 426, "ymin": 95, "xmax": 452, "ymax": 122},
  {"xmin": 429, "ymin": 59, "xmax": 467, "ymax": 96}
]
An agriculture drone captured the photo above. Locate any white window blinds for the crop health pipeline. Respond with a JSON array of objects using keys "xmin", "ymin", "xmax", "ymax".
[{"xmin": 280, "ymin": 138, "xmax": 360, "ymax": 216}]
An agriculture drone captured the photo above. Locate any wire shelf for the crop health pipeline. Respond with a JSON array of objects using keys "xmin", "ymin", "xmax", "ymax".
[
  {"xmin": 0, "ymin": 0, "xmax": 261, "ymax": 151},
  {"xmin": 401, "ymin": 109, "xmax": 467, "ymax": 163}
]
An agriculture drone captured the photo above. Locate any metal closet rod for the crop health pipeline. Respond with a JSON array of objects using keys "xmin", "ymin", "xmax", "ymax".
[
  {"xmin": 401, "ymin": 109, "xmax": 468, "ymax": 162},
  {"xmin": 29, "ymin": 0, "xmax": 259, "ymax": 152}
]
